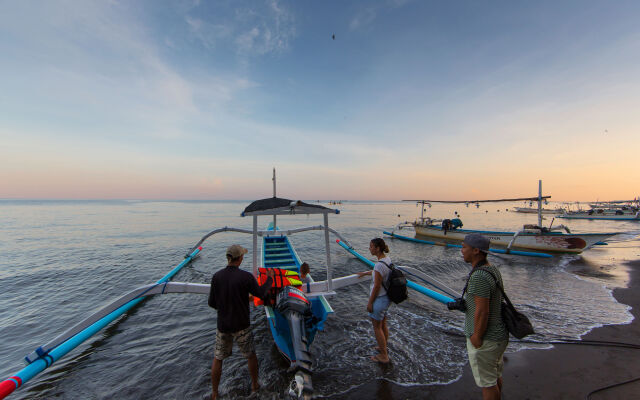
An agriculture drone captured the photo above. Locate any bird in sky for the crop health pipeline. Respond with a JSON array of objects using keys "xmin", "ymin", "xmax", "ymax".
[{"xmin": 332, "ymin": 34, "xmax": 335, "ymax": 40}]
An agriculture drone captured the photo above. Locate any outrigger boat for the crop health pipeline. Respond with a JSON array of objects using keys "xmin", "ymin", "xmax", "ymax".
[
  {"xmin": 1, "ymin": 171, "xmax": 456, "ymax": 399},
  {"xmin": 558, "ymin": 209, "xmax": 640, "ymax": 221},
  {"xmin": 391, "ymin": 181, "xmax": 619, "ymax": 255},
  {"xmin": 557, "ymin": 199, "xmax": 640, "ymax": 220},
  {"xmin": 512, "ymin": 206, "xmax": 564, "ymax": 214}
]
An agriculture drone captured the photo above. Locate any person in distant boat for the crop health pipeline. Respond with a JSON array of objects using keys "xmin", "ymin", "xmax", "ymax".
[
  {"xmin": 459, "ymin": 234, "xmax": 509, "ymax": 400},
  {"xmin": 208, "ymin": 244, "xmax": 274, "ymax": 399},
  {"xmin": 356, "ymin": 238, "xmax": 392, "ymax": 363},
  {"xmin": 299, "ymin": 262, "xmax": 311, "ymax": 283}
]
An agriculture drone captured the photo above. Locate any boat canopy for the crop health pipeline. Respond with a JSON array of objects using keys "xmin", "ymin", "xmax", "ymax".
[{"xmin": 241, "ymin": 197, "xmax": 339, "ymax": 216}]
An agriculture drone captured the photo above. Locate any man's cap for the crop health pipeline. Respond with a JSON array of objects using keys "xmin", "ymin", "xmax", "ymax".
[
  {"xmin": 463, "ymin": 233, "xmax": 490, "ymax": 253},
  {"xmin": 226, "ymin": 244, "xmax": 248, "ymax": 259}
]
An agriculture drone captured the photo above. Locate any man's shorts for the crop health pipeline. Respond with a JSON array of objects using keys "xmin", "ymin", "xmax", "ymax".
[
  {"xmin": 466, "ymin": 338, "xmax": 508, "ymax": 387},
  {"xmin": 368, "ymin": 294, "xmax": 391, "ymax": 321},
  {"xmin": 214, "ymin": 326, "xmax": 255, "ymax": 360}
]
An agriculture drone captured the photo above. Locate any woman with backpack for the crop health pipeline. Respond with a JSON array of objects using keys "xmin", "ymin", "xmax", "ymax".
[{"xmin": 357, "ymin": 237, "xmax": 392, "ymax": 363}]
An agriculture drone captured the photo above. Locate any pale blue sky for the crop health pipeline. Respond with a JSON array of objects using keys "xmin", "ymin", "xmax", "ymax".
[{"xmin": 1, "ymin": 0, "xmax": 639, "ymax": 200}]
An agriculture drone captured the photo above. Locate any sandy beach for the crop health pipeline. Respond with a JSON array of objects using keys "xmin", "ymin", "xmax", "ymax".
[{"xmin": 336, "ymin": 259, "xmax": 640, "ymax": 399}]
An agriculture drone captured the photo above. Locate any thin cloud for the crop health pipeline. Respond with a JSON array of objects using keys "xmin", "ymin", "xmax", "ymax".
[
  {"xmin": 0, "ymin": 1, "xmax": 258, "ymax": 140},
  {"xmin": 183, "ymin": 0, "xmax": 295, "ymax": 56},
  {"xmin": 349, "ymin": 0, "xmax": 412, "ymax": 31},
  {"xmin": 349, "ymin": 7, "xmax": 377, "ymax": 31}
]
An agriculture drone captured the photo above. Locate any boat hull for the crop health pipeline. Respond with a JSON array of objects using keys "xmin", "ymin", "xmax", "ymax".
[
  {"xmin": 512, "ymin": 207, "xmax": 564, "ymax": 214},
  {"xmin": 261, "ymin": 235, "xmax": 332, "ymax": 364},
  {"xmin": 413, "ymin": 224, "xmax": 616, "ymax": 254},
  {"xmin": 558, "ymin": 213, "xmax": 640, "ymax": 221}
]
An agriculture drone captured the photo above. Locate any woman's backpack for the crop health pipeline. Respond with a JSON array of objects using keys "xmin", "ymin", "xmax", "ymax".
[{"xmin": 379, "ymin": 261, "xmax": 408, "ymax": 304}]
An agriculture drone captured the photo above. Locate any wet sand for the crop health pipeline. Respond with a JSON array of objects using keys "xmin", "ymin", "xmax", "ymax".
[{"xmin": 336, "ymin": 259, "xmax": 640, "ymax": 399}]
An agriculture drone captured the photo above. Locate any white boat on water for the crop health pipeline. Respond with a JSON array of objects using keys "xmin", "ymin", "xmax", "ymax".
[
  {"xmin": 558, "ymin": 199, "xmax": 640, "ymax": 220},
  {"xmin": 558, "ymin": 210, "xmax": 640, "ymax": 221},
  {"xmin": 512, "ymin": 207, "xmax": 564, "ymax": 214},
  {"xmin": 411, "ymin": 221, "xmax": 615, "ymax": 254},
  {"xmin": 398, "ymin": 181, "xmax": 619, "ymax": 254}
]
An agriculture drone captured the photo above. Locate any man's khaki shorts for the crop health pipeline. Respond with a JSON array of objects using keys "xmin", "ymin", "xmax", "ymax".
[
  {"xmin": 214, "ymin": 326, "xmax": 255, "ymax": 360},
  {"xmin": 466, "ymin": 338, "xmax": 508, "ymax": 387}
]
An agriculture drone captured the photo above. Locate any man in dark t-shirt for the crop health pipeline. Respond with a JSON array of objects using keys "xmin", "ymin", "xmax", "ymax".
[{"xmin": 208, "ymin": 244, "xmax": 273, "ymax": 399}]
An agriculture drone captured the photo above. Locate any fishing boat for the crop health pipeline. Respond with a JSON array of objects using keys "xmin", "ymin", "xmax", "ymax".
[
  {"xmin": 557, "ymin": 199, "xmax": 640, "ymax": 220},
  {"xmin": 392, "ymin": 181, "xmax": 619, "ymax": 254},
  {"xmin": 557, "ymin": 210, "xmax": 640, "ymax": 221},
  {"xmin": 1, "ymin": 171, "xmax": 455, "ymax": 399},
  {"xmin": 408, "ymin": 222, "xmax": 615, "ymax": 254},
  {"xmin": 512, "ymin": 206, "xmax": 564, "ymax": 214}
]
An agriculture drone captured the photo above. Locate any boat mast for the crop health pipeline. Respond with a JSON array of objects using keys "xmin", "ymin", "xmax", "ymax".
[
  {"xmin": 538, "ymin": 180, "xmax": 543, "ymax": 227},
  {"xmin": 252, "ymin": 215, "xmax": 258, "ymax": 277},
  {"xmin": 324, "ymin": 212, "xmax": 333, "ymax": 291},
  {"xmin": 272, "ymin": 168, "xmax": 277, "ymax": 230},
  {"xmin": 420, "ymin": 200, "xmax": 425, "ymax": 223}
]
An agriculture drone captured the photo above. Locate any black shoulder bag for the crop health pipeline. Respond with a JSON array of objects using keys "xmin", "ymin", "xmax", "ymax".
[
  {"xmin": 478, "ymin": 268, "xmax": 535, "ymax": 339},
  {"xmin": 378, "ymin": 260, "xmax": 408, "ymax": 304}
]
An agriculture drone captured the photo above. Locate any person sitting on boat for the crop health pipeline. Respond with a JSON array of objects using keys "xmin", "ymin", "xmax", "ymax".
[
  {"xmin": 460, "ymin": 234, "xmax": 509, "ymax": 400},
  {"xmin": 356, "ymin": 238, "xmax": 392, "ymax": 364},
  {"xmin": 299, "ymin": 262, "xmax": 311, "ymax": 283},
  {"xmin": 208, "ymin": 244, "xmax": 275, "ymax": 399}
]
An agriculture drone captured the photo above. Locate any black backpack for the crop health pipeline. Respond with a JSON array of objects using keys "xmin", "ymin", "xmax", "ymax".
[
  {"xmin": 379, "ymin": 260, "xmax": 408, "ymax": 304},
  {"xmin": 477, "ymin": 267, "xmax": 535, "ymax": 339}
]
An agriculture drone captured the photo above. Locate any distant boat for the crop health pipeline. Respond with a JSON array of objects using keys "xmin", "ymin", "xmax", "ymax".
[
  {"xmin": 558, "ymin": 210, "xmax": 640, "ymax": 221},
  {"xmin": 558, "ymin": 199, "xmax": 640, "ymax": 220},
  {"xmin": 512, "ymin": 207, "xmax": 564, "ymax": 214}
]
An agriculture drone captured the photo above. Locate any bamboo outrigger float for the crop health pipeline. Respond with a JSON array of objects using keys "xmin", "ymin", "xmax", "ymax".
[{"xmin": 392, "ymin": 181, "xmax": 619, "ymax": 255}]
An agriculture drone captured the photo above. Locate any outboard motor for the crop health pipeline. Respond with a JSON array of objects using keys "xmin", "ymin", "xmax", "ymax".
[{"xmin": 276, "ymin": 286, "xmax": 313, "ymax": 399}]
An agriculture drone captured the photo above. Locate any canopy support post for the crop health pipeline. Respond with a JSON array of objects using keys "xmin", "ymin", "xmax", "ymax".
[
  {"xmin": 253, "ymin": 215, "xmax": 258, "ymax": 277},
  {"xmin": 324, "ymin": 212, "xmax": 333, "ymax": 291}
]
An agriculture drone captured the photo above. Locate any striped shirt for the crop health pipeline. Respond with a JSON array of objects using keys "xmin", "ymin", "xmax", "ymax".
[{"xmin": 463, "ymin": 264, "xmax": 509, "ymax": 341}]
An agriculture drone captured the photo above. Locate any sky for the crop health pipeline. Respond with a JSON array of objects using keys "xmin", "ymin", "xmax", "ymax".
[{"xmin": 1, "ymin": 0, "xmax": 639, "ymax": 201}]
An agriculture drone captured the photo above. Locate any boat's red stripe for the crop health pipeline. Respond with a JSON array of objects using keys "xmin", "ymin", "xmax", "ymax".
[{"xmin": 288, "ymin": 292, "xmax": 309, "ymax": 303}]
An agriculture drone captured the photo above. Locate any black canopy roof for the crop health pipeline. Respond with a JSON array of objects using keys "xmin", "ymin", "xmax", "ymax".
[{"xmin": 241, "ymin": 197, "xmax": 339, "ymax": 216}]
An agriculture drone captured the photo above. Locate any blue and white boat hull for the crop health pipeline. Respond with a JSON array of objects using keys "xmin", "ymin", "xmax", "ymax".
[{"xmin": 413, "ymin": 224, "xmax": 616, "ymax": 254}]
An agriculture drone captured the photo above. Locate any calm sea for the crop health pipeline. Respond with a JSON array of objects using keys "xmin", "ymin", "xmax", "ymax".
[{"xmin": 1, "ymin": 200, "xmax": 638, "ymax": 399}]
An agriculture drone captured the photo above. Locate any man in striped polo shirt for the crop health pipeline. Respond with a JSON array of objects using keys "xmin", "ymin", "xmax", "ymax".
[{"xmin": 461, "ymin": 233, "xmax": 509, "ymax": 400}]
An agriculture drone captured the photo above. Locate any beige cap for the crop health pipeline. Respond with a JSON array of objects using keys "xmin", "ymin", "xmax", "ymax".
[{"xmin": 226, "ymin": 244, "xmax": 248, "ymax": 259}]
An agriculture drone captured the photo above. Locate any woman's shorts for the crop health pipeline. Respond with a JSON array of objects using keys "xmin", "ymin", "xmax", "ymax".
[
  {"xmin": 466, "ymin": 338, "xmax": 508, "ymax": 387},
  {"xmin": 214, "ymin": 326, "xmax": 255, "ymax": 360},
  {"xmin": 368, "ymin": 294, "xmax": 391, "ymax": 321}
]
